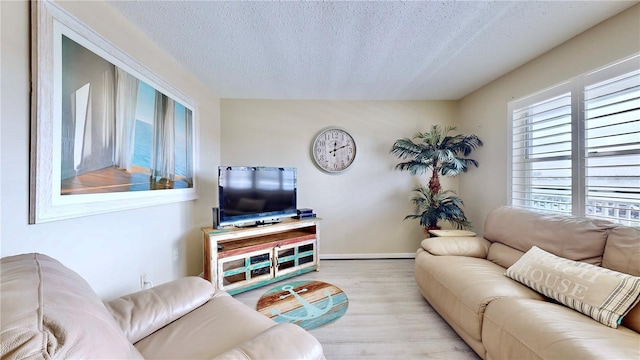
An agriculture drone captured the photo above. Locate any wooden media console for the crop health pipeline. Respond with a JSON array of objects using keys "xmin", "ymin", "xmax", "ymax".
[{"xmin": 202, "ymin": 218, "xmax": 321, "ymax": 294}]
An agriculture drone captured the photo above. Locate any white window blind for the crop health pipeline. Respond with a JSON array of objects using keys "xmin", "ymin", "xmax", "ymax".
[
  {"xmin": 509, "ymin": 54, "xmax": 640, "ymax": 226},
  {"xmin": 584, "ymin": 64, "xmax": 640, "ymax": 226},
  {"xmin": 511, "ymin": 90, "xmax": 573, "ymax": 214}
]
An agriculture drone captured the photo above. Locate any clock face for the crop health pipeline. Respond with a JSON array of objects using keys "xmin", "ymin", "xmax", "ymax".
[{"xmin": 312, "ymin": 128, "xmax": 356, "ymax": 173}]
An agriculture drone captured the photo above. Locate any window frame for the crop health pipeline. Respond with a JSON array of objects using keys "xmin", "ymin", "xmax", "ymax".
[{"xmin": 507, "ymin": 54, "xmax": 640, "ymax": 226}]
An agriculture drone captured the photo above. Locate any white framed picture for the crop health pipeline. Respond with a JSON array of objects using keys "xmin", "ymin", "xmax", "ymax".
[{"xmin": 30, "ymin": 0, "xmax": 199, "ymax": 223}]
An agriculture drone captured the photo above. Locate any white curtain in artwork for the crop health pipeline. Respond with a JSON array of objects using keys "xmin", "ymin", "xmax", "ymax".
[
  {"xmin": 151, "ymin": 92, "xmax": 176, "ymax": 180},
  {"xmin": 101, "ymin": 70, "xmax": 115, "ymax": 152},
  {"xmin": 184, "ymin": 107, "xmax": 193, "ymax": 185},
  {"xmin": 71, "ymin": 69, "xmax": 115, "ymax": 175},
  {"xmin": 114, "ymin": 67, "xmax": 139, "ymax": 171},
  {"xmin": 71, "ymin": 83, "xmax": 90, "ymax": 172}
]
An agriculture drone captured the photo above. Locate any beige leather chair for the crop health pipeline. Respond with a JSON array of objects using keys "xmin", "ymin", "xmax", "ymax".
[{"xmin": 1, "ymin": 253, "xmax": 325, "ymax": 359}]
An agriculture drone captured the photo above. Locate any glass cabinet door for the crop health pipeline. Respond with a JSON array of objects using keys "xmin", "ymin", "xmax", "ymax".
[
  {"xmin": 217, "ymin": 249, "xmax": 272, "ymax": 292},
  {"xmin": 274, "ymin": 239, "xmax": 317, "ymax": 277}
]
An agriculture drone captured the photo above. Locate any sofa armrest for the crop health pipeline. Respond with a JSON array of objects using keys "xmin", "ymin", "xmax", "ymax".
[
  {"xmin": 105, "ymin": 276, "xmax": 214, "ymax": 343},
  {"xmin": 213, "ymin": 323, "xmax": 325, "ymax": 360},
  {"xmin": 420, "ymin": 236, "xmax": 490, "ymax": 258}
]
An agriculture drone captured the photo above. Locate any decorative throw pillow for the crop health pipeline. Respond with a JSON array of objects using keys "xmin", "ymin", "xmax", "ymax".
[{"xmin": 505, "ymin": 246, "xmax": 640, "ymax": 328}]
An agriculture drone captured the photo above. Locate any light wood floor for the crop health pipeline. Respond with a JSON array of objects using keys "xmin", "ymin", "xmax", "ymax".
[{"xmin": 233, "ymin": 259, "xmax": 479, "ymax": 359}]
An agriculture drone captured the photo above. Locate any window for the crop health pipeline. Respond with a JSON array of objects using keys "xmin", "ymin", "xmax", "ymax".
[{"xmin": 509, "ymin": 55, "xmax": 640, "ymax": 227}]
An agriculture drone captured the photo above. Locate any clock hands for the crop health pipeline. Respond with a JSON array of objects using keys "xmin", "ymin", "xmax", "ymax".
[{"xmin": 329, "ymin": 144, "xmax": 348, "ymax": 156}]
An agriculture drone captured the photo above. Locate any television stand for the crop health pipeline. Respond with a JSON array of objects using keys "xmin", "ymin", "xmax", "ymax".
[{"xmin": 202, "ymin": 217, "xmax": 321, "ymax": 295}]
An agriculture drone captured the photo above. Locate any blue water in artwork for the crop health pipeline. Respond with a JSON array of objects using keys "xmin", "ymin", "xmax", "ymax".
[
  {"xmin": 133, "ymin": 120, "xmax": 152, "ymax": 169},
  {"xmin": 132, "ymin": 119, "xmax": 186, "ymax": 176}
]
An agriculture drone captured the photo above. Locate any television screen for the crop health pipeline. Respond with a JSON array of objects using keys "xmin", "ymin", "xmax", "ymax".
[{"xmin": 218, "ymin": 166, "xmax": 297, "ymax": 226}]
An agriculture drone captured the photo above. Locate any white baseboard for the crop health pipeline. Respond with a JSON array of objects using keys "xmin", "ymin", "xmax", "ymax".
[{"xmin": 320, "ymin": 253, "xmax": 416, "ymax": 260}]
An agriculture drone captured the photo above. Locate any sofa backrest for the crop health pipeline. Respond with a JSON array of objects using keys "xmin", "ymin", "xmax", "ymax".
[
  {"xmin": 483, "ymin": 206, "xmax": 613, "ymax": 266},
  {"xmin": 602, "ymin": 226, "xmax": 640, "ymax": 277},
  {"xmin": 0, "ymin": 253, "xmax": 143, "ymax": 359},
  {"xmin": 482, "ymin": 207, "xmax": 640, "ymax": 333}
]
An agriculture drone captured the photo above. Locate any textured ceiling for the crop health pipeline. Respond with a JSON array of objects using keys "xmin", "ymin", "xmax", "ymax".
[{"xmin": 107, "ymin": 1, "xmax": 637, "ymax": 100}]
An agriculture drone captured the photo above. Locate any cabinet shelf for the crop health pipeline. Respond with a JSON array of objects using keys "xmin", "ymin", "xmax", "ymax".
[
  {"xmin": 219, "ymin": 229, "xmax": 316, "ymax": 258},
  {"xmin": 202, "ymin": 218, "xmax": 321, "ymax": 295}
]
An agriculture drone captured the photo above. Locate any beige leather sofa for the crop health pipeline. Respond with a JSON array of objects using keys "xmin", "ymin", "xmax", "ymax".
[
  {"xmin": 1, "ymin": 253, "xmax": 325, "ymax": 359},
  {"xmin": 415, "ymin": 206, "xmax": 640, "ymax": 360}
]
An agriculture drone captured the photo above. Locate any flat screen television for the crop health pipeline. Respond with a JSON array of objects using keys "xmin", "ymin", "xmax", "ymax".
[{"xmin": 218, "ymin": 166, "xmax": 297, "ymax": 226}]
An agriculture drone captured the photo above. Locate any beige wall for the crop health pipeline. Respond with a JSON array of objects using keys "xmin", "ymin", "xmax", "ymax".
[
  {"xmin": 0, "ymin": 0, "xmax": 220, "ymax": 299},
  {"xmin": 221, "ymin": 99, "xmax": 460, "ymax": 256},
  {"xmin": 2, "ymin": 1, "xmax": 638, "ymax": 298},
  {"xmin": 220, "ymin": 4, "xmax": 640, "ymax": 255},
  {"xmin": 457, "ymin": 4, "xmax": 640, "ymax": 233}
]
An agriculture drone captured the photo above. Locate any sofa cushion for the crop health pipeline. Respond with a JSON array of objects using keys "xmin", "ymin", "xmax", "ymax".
[
  {"xmin": 414, "ymin": 250, "xmax": 545, "ymax": 346},
  {"xmin": 420, "ymin": 236, "xmax": 490, "ymax": 258},
  {"xmin": 486, "ymin": 242, "xmax": 525, "ymax": 269},
  {"xmin": 506, "ymin": 246, "xmax": 640, "ymax": 328},
  {"xmin": 483, "ymin": 298, "xmax": 640, "ymax": 360},
  {"xmin": 213, "ymin": 323, "xmax": 325, "ymax": 360},
  {"xmin": 134, "ymin": 292, "xmax": 277, "ymax": 358},
  {"xmin": 602, "ymin": 225, "xmax": 640, "ymax": 277},
  {"xmin": 0, "ymin": 253, "xmax": 143, "ymax": 359},
  {"xmin": 622, "ymin": 302, "xmax": 640, "ymax": 334},
  {"xmin": 484, "ymin": 206, "xmax": 612, "ymax": 265}
]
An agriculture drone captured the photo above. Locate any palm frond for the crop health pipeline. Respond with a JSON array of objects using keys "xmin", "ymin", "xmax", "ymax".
[
  {"xmin": 439, "ymin": 157, "xmax": 480, "ymax": 176},
  {"xmin": 392, "ymin": 125, "xmax": 482, "ymax": 177},
  {"xmin": 404, "ymin": 187, "xmax": 472, "ymax": 229},
  {"xmin": 395, "ymin": 161, "xmax": 433, "ymax": 175},
  {"xmin": 389, "ymin": 138, "xmax": 422, "ymax": 159}
]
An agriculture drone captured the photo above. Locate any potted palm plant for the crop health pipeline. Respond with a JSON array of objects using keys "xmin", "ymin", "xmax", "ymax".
[{"xmin": 390, "ymin": 125, "xmax": 482, "ymax": 231}]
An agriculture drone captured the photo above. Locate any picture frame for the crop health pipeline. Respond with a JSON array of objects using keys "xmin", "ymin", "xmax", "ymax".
[{"xmin": 30, "ymin": 0, "xmax": 199, "ymax": 224}]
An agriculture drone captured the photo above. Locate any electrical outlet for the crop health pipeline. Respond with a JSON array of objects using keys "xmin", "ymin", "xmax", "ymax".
[{"xmin": 140, "ymin": 273, "xmax": 147, "ymax": 289}]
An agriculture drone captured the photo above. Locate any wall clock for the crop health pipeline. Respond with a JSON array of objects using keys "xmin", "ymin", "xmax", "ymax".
[{"xmin": 311, "ymin": 127, "xmax": 357, "ymax": 173}]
